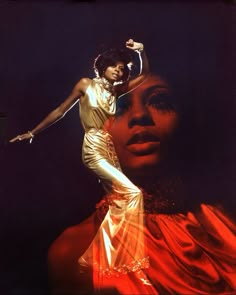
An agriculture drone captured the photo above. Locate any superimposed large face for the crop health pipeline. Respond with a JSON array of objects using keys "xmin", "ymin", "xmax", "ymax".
[{"xmin": 109, "ymin": 75, "xmax": 180, "ymax": 178}]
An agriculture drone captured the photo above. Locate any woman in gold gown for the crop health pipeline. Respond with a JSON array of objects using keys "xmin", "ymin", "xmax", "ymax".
[{"xmin": 10, "ymin": 39, "xmax": 156, "ymax": 292}]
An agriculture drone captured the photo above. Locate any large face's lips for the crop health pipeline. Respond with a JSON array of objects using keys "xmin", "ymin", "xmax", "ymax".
[
  {"xmin": 127, "ymin": 131, "xmax": 160, "ymax": 145},
  {"xmin": 126, "ymin": 131, "xmax": 160, "ymax": 155}
]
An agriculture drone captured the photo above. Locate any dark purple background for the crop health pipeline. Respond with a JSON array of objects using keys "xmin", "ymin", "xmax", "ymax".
[{"xmin": 0, "ymin": 1, "xmax": 235, "ymax": 294}]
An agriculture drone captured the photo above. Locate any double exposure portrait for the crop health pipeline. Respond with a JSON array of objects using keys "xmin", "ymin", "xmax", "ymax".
[{"xmin": 1, "ymin": 2, "xmax": 235, "ymax": 295}]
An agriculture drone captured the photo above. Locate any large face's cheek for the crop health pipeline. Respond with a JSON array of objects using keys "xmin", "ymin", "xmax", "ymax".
[
  {"xmin": 152, "ymin": 110, "xmax": 180, "ymax": 163},
  {"xmin": 151, "ymin": 109, "xmax": 180, "ymax": 139},
  {"xmin": 110, "ymin": 110, "xmax": 180, "ymax": 176},
  {"xmin": 109, "ymin": 115, "xmax": 140, "ymax": 173}
]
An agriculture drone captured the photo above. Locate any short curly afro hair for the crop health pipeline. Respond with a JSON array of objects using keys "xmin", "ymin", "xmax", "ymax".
[{"xmin": 93, "ymin": 48, "xmax": 132, "ymax": 82}]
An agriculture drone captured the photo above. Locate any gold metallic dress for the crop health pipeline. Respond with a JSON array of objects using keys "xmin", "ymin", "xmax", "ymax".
[{"xmin": 78, "ymin": 78, "xmax": 150, "ymax": 283}]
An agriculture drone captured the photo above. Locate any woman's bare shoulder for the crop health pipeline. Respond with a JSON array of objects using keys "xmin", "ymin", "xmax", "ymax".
[
  {"xmin": 73, "ymin": 77, "xmax": 92, "ymax": 95},
  {"xmin": 79, "ymin": 77, "xmax": 92, "ymax": 86},
  {"xmin": 78, "ymin": 77, "xmax": 92, "ymax": 88}
]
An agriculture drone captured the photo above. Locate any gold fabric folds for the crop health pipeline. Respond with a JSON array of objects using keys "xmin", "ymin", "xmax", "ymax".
[{"xmin": 78, "ymin": 80, "xmax": 149, "ymax": 280}]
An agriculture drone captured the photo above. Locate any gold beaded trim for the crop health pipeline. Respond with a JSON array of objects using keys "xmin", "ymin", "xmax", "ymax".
[{"xmin": 98, "ymin": 256, "xmax": 150, "ymax": 277}]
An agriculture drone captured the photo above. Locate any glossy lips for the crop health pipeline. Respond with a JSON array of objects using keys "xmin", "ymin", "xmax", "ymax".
[{"xmin": 126, "ymin": 131, "xmax": 160, "ymax": 155}]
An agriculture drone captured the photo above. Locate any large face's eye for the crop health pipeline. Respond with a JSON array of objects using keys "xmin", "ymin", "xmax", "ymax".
[{"xmin": 147, "ymin": 89, "xmax": 175, "ymax": 111}]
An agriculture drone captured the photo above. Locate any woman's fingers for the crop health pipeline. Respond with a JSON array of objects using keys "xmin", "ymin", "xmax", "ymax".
[
  {"xmin": 125, "ymin": 40, "xmax": 143, "ymax": 52},
  {"xmin": 126, "ymin": 39, "xmax": 134, "ymax": 46},
  {"xmin": 9, "ymin": 133, "xmax": 30, "ymax": 143},
  {"xmin": 9, "ymin": 136, "xmax": 20, "ymax": 143}
]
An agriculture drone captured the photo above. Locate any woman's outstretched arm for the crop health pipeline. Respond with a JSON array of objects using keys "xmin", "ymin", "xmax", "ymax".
[{"xmin": 10, "ymin": 78, "xmax": 91, "ymax": 143}]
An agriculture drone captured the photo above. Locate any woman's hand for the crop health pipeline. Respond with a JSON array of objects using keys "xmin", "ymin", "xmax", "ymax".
[
  {"xmin": 10, "ymin": 131, "xmax": 34, "ymax": 143},
  {"xmin": 125, "ymin": 39, "xmax": 144, "ymax": 52}
]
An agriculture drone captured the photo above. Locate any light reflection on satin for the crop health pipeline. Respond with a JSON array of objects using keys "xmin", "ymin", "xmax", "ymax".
[{"xmin": 78, "ymin": 79, "xmax": 153, "ymax": 290}]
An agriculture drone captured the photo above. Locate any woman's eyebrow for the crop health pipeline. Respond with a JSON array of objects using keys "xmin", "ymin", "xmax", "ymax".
[{"xmin": 117, "ymin": 85, "xmax": 169, "ymax": 105}]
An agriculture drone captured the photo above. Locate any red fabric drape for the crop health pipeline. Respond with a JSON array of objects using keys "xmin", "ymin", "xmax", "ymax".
[{"xmin": 91, "ymin": 204, "xmax": 236, "ymax": 294}]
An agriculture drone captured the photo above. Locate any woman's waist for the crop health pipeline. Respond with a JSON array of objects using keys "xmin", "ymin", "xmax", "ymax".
[{"xmin": 85, "ymin": 128, "xmax": 111, "ymax": 136}]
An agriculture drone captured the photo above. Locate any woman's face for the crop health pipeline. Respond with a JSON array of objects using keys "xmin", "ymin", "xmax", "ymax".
[
  {"xmin": 104, "ymin": 62, "xmax": 125, "ymax": 83},
  {"xmin": 109, "ymin": 75, "xmax": 180, "ymax": 177}
]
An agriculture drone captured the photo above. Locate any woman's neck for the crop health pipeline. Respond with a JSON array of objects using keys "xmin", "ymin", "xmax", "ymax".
[{"xmin": 95, "ymin": 76, "xmax": 114, "ymax": 93}]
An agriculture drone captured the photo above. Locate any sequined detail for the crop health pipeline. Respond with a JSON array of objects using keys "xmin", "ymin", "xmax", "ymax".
[
  {"xmin": 105, "ymin": 131, "xmax": 121, "ymax": 170},
  {"xmin": 99, "ymin": 256, "xmax": 150, "ymax": 277},
  {"xmin": 97, "ymin": 89, "xmax": 116, "ymax": 114},
  {"xmin": 94, "ymin": 77, "xmax": 114, "ymax": 93},
  {"xmin": 94, "ymin": 78, "xmax": 116, "ymax": 115},
  {"xmin": 142, "ymin": 177, "xmax": 185, "ymax": 214},
  {"xmin": 144, "ymin": 192, "xmax": 176, "ymax": 214},
  {"xmin": 96, "ymin": 189, "xmax": 177, "ymax": 215}
]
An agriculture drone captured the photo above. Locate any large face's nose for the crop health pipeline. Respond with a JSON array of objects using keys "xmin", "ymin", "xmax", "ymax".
[{"xmin": 128, "ymin": 95, "xmax": 154, "ymax": 128}]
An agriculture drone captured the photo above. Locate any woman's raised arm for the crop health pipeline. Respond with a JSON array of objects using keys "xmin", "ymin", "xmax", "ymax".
[{"xmin": 116, "ymin": 39, "xmax": 150, "ymax": 96}]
